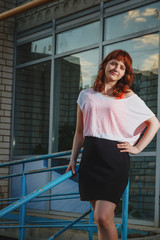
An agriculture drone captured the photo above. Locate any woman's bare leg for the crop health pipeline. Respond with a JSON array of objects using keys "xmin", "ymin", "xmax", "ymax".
[{"xmin": 94, "ymin": 200, "xmax": 118, "ymax": 240}]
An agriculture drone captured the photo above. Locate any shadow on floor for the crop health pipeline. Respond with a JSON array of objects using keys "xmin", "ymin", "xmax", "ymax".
[{"xmin": 0, "ymin": 236, "xmax": 17, "ymax": 240}]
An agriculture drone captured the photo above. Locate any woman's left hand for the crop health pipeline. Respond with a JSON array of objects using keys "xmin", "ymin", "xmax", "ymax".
[{"xmin": 117, "ymin": 142, "xmax": 140, "ymax": 155}]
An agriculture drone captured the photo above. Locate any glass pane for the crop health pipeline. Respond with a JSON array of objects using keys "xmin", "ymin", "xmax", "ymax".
[
  {"xmin": 104, "ymin": 2, "xmax": 160, "ymax": 41},
  {"xmin": 129, "ymin": 156, "xmax": 156, "ymax": 221},
  {"xmin": 53, "ymin": 49, "xmax": 99, "ymax": 153},
  {"xmin": 56, "ymin": 21, "xmax": 100, "ymax": 54},
  {"xmin": 16, "ymin": 36, "xmax": 52, "ymax": 64},
  {"xmin": 13, "ymin": 61, "xmax": 51, "ymax": 156},
  {"xmin": 104, "ymin": 33, "xmax": 159, "ymax": 151}
]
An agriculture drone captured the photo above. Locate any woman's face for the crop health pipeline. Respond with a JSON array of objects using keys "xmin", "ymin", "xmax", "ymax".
[{"xmin": 105, "ymin": 59, "xmax": 126, "ymax": 83}]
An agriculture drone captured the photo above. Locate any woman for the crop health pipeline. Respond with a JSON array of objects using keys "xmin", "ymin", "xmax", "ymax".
[{"xmin": 66, "ymin": 49, "xmax": 160, "ymax": 240}]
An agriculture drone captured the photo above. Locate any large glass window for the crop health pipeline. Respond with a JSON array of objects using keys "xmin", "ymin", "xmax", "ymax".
[
  {"xmin": 104, "ymin": 33, "xmax": 159, "ymax": 151},
  {"xmin": 13, "ymin": 61, "xmax": 51, "ymax": 156},
  {"xmin": 104, "ymin": 2, "xmax": 160, "ymax": 41},
  {"xmin": 104, "ymin": 33, "xmax": 159, "ymax": 221},
  {"xmin": 56, "ymin": 21, "xmax": 100, "ymax": 54},
  {"xmin": 16, "ymin": 36, "xmax": 52, "ymax": 65},
  {"xmin": 53, "ymin": 49, "xmax": 99, "ymax": 153}
]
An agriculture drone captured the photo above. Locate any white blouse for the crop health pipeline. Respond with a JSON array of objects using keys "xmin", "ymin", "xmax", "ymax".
[{"xmin": 77, "ymin": 88, "xmax": 154, "ymax": 145}]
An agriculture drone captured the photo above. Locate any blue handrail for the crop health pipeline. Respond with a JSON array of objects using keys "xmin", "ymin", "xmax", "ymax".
[
  {"xmin": 48, "ymin": 209, "xmax": 92, "ymax": 240},
  {"xmin": 0, "ymin": 150, "xmax": 83, "ymax": 167},
  {"xmin": 0, "ymin": 167, "xmax": 78, "ymax": 218},
  {"xmin": 122, "ymin": 180, "xmax": 130, "ymax": 240},
  {"xmin": 0, "ymin": 150, "xmax": 129, "ymax": 240}
]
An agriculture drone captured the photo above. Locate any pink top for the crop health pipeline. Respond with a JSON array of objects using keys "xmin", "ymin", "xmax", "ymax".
[{"xmin": 77, "ymin": 88, "xmax": 154, "ymax": 145}]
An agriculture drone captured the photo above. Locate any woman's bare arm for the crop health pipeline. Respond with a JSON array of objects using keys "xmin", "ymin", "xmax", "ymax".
[
  {"xmin": 66, "ymin": 105, "xmax": 84, "ymax": 174},
  {"xmin": 117, "ymin": 115, "xmax": 160, "ymax": 154}
]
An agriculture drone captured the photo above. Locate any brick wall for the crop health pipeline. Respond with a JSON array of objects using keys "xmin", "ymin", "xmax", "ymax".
[{"xmin": 0, "ymin": 1, "xmax": 15, "ymax": 201}]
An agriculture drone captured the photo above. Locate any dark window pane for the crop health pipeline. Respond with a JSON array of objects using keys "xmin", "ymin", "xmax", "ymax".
[
  {"xmin": 16, "ymin": 36, "xmax": 52, "ymax": 65},
  {"xmin": 13, "ymin": 61, "xmax": 51, "ymax": 156},
  {"xmin": 129, "ymin": 156, "xmax": 156, "ymax": 221}
]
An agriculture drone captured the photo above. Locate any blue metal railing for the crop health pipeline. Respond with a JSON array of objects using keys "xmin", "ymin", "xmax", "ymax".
[{"xmin": 0, "ymin": 150, "xmax": 129, "ymax": 240}]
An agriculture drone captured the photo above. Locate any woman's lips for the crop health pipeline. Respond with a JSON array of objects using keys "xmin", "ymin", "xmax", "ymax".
[{"xmin": 110, "ymin": 71, "xmax": 118, "ymax": 76}]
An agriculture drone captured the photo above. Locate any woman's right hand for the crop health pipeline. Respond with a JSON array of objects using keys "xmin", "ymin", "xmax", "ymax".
[{"xmin": 66, "ymin": 160, "xmax": 76, "ymax": 174}]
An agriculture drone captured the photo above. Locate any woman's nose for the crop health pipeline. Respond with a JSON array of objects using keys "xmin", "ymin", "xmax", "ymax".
[{"xmin": 113, "ymin": 64, "xmax": 119, "ymax": 71}]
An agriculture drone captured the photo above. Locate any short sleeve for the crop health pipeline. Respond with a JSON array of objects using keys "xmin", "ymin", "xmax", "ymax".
[
  {"xmin": 135, "ymin": 97, "xmax": 154, "ymax": 121},
  {"xmin": 77, "ymin": 91, "xmax": 83, "ymax": 110},
  {"xmin": 127, "ymin": 95, "xmax": 155, "ymax": 127},
  {"xmin": 77, "ymin": 89, "xmax": 89, "ymax": 111},
  {"xmin": 123, "ymin": 95, "xmax": 155, "ymax": 144}
]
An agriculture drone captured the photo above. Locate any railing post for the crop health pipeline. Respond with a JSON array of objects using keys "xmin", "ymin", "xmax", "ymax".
[
  {"xmin": 121, "ymin": 180, "xmax": 129, "ymax": 240},
  {"xmin": 89, "ymin": 204, "xmax": 94, "ymax": 240},
  {"xmin": 19, "ymin": 163, "xmax": 26, "ymax": 240}
]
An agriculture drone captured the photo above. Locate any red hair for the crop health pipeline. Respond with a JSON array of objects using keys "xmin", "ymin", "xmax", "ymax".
[{"xmin": 93, "ymin": 49, "xmax": 134, "ymax": 97}]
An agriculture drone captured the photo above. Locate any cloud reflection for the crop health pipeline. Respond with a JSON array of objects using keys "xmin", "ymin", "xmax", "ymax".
[
  {"xmin": 124, "ymin": 7, "xmax": 156, "ymax": 25},
  {"xmin": 124, "ymin": 10, "xmax": 140, "ymax": 24},
  {"xmin": 135, "ymin": 17, "xmax": 146, "ymax": 22},
  {"xmin": 142, "ymin": 8, "xmax": 156, "ymax": 16},
  {"xmin": 141, "ymin": 53, "xmax": 159, "ymax": 73},
  {"xmin": 132, "ymin": 35, "xmax": 159, "ymax": 49},
  {"xmin": 79, "ymin": 59, "xmax": 97, "ymax": 88}
]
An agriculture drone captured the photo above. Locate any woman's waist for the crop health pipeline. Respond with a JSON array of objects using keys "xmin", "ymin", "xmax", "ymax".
[{"xmin": 84, "ymin": 133, "xmax": 135, "ymax": 145}]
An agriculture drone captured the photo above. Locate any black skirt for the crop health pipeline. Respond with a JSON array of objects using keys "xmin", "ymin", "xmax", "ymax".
[{"xmin": 79, "ymin": 136, "xmax": 130, "ymax": 205}]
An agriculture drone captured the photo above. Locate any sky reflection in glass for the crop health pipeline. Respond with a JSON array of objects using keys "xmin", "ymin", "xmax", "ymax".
[
  {"xmin": 56, "ymin": 21, "xmax": 100, "ymax": 54},
  {"xmin": 63, "ymin": 48, "xmax": 99, "ymax": 89},
  {"xmin": 104, "ymin": 33, "xmax": 159, "ymax": 75},
  {"xmin": 104, "ymin": 2, "xmax": 160, "ymax": 40}
]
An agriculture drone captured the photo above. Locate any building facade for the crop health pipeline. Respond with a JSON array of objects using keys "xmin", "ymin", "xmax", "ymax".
[{"xmin": 0, "ymin": 0, "xmax": 160, "ymax": 228}]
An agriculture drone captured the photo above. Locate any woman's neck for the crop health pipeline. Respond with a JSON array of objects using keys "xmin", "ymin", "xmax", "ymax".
[{"xmin": 102, "ymin": 83, "xmax": 115, "ymax": 96}]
